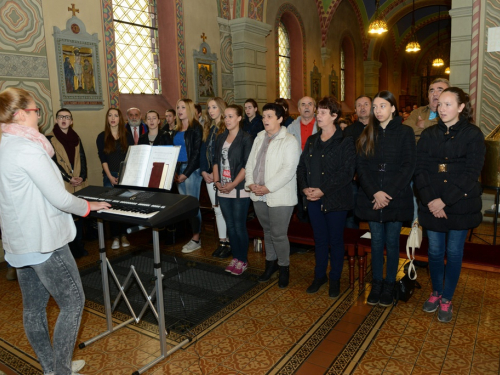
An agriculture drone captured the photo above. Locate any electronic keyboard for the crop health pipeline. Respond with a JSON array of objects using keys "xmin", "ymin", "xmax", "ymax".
[{"xmin": 75, "ymin": 185, "xmax": 198, "ymax": 227}]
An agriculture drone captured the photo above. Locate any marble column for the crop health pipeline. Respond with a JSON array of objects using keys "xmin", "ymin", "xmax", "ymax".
[
  {"xmin": 363, "ymin": 60, "xmax": 382, "ymax": 99},
  {"xmin": 217, "ymin": 17, "xmax": 234, "ymax": 104},
  {"xmin": 229, "ymin": 17, "xmax": 272, "ymax": 107},
  {"xmin": 449, "ymin": 2, "xmax": 473, "ymax": 91}
]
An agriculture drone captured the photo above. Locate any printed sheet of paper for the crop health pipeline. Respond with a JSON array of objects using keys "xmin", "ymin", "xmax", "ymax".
[{"xmin": 120, "ymin": 145, "xmax": 152, "ymax": 186}]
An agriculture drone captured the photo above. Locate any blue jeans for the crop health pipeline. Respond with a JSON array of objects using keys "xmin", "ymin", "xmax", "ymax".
[
  {"xmin": 219, "ymin": 197, "xmax": 251, "ymax": 262},
  {"xmin": 17, "ymin": 245, "xmax": 85, "ymax": 375},
  {"xmin": 308, "ymin": 200, "xmax": 347, "ymax": 280},
  {"xmin": 368, "ymin": 221, "xmax": 402, "ymax": 283},
  {"xmin": 427, "ymin": 229, "xmax": 468, "ymax": 301},
  {"xmin": 177, "ymin": 164, "xmax": 202, "ymax": 234},
  {"xmin": 103, "ymin": 171, "xmax": 127, "ymax": 238}
]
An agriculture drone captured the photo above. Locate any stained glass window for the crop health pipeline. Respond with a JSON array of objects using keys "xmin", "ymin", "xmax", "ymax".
[
  {"xmin": 340, "ymin": 48, "xmax": 345, "ymax": 102},
  {"xmin": 113, "ymin": 0, "xmax": 160, "ymax": 94},
  {"xmin": 278, "ymin": 22, "xmax": 291, "ymax": 99}
]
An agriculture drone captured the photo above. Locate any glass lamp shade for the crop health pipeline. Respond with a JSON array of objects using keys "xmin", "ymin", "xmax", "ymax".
[
  {"xmin": 432, "ymin": 58, "xmax": 444, "ymax": 67},
  {"xmin": 368, "ymin": 19, "xmax": 388, "ymax": 35},
  {"xmin": 406, "ymin": 40, "xmax": 421, "ymax": 52},
  {"xmin": 445, "ymin": 66, "xmax": 450, "ymax": 74}
]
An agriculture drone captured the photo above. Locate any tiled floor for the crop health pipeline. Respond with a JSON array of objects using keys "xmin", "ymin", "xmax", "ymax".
[{"xmin": 0, "ymin": 222, "xmax": 499, "ymax": 374}]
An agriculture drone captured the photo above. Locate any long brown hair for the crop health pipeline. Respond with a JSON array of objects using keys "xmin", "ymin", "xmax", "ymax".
[
  {"xmin": 0, "ymin": 87, "xmax": 33, "ymax": 123},
  {"xmin": 203, "ymin": 97, "xmax": 227, "ymax": 141},
  {"xmin": 104, "ymin": 108, "xmax": 129, "ymax": 154},
  {"xmin": 175, "ymin": 98, "xmax": 196, "ymax": 131},
  {"xmin": 357, "ymin": 90, "xmax": 398, "ymax": 157}
]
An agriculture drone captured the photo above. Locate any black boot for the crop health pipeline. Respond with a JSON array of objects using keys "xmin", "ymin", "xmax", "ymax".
[
  {"xmin": 258, "ymin": 260, "xmax": 279, "ymax": 282},
  {"xmin": 379, "ymin": 280, "xmax": 395, "ymax": 307},
  {"xmin": 367, "ymin": 279, "xmax": 383, "ymax": 305},
  {"xmin": 212, "ymin": 241, "xmax": 225, "ymax": 257},
  {"xmin": 278, "ymin": 266, "xmax": 289, "ymax": 288},
  {"xmin": 329, "ymin": 280, "xmax": 341, "ymax": 299},
  {"xmin": 306, "ymin": 276, "xmax": 328, "ymax": 294},
  {"xmin": 217, "ymin": 242, "xmax": 232, "ymax": 258}
]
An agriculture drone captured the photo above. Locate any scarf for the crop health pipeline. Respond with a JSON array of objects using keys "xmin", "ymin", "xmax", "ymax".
[
  {"xmin": 53, "ymin": 124, "xmax": 79, "ymax": 164},
  {"xmin": 1, "ymin": 123, "xmax": 54, "ymax": 157}
]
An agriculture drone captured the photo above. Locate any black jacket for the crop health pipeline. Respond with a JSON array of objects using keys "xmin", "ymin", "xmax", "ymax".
[
  {"xmin": 415, "ymin": 118, "xmax": 485, "ymax": 231},
  {"xmin": 163, "ymin": 120, "xmax": 203, "ymax": 178},
  {"xmin": 200, "ymin": 125, "xmax": 219, "ymax": 174},
  {"xmin": 243, "ymin": 114, "xmax": 264, "ymax": 139},
  {"xmin": 213, "ymin": 128, "xmax": 253, "ymax": 197},
  {"xmin": 297, "ymin": 126, "xmax": 356, "ymax": 212},
  {"xmin": 137, "ymin": 128, "xmax": 169, "ymax": 146},
  {"xmin": 343, "ymin": 120, "xmax": 366, "ymax": 146},
  {"xmin": 355, "ymin": 117, "xmax": 416, "ymax": 222}
]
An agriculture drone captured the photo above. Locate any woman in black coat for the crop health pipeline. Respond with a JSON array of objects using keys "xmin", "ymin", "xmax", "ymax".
[
  {"xmin": 356, "ymin": 90, "xmax": 416, "ymax": 307},
  {"xmin": 297, "ymin": 96, "xmax": 355, "ymax": 298},
  {"xmin": 415, "ymin": 87, "xmax": 485, "ymax": 323}
]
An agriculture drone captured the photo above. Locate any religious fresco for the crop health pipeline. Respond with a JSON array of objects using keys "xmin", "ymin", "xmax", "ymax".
[{"xmin": 62, "ymin": 45, "xmax": 95, "ymax": 94}]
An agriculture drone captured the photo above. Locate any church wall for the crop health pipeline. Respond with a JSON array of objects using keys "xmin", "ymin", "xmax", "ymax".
[
  {"xmin": 264, "ymin": 0, "xmax": 322, "ymax": 112},
  {"xmin": 40, "ymin": 0, "xmax": 110, "ymax": 186},
  {"xmin": 182, "ymin": 0, "xmax": 223, "ymax": 106},
  {"xmin": 325, "ymin": 0, "xmax": 365, "ymax": 112}
]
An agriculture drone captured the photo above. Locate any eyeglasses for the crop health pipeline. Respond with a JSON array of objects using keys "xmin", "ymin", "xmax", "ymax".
[
  {"xmin": 57, "ymin": 115, "xmax": 72, "ymax": 120},
  {"xmin": 24, "ymin": 108, "xmax": 41, "ymax": 117}
]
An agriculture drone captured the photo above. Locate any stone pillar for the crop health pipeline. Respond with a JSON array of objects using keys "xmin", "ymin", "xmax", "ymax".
[
  {"xmin": 363, "ymin": 60, "xmax": 382, "ymax": 99},
  {"xmin": 321, "ymin": 47, "xmax": 331, "ymax": 67},
  {"xmin": 217, "ymin": 17, "xmax": 234, "ymax": 104},
  {"xmin": 229, "ymin": 18, "xmax": 272, "ymax": 108},
  {"xmin": 449, "ymin": 2, "xmax": 473, "ymax": 91}
]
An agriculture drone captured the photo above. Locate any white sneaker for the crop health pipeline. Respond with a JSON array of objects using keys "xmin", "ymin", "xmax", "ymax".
[
  {"xmin": 111, "ymin": 238, "xmax": 120, "ymax": 249},
  {"xmin": 181, "ymin": 240, "xmax": 201, "ymax": 253},
  {"xmin": 72, "ymin": 360, "xmax": 85, "ymax": 373},
  {"xmin": 121, "ymin": 236, "xmax": 130, "ymax": 247}
]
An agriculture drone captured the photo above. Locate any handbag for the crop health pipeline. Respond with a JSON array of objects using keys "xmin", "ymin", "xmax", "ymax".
[{"xmin": 394, "ymin": 219, "xmax": 422, "ymax": 305}]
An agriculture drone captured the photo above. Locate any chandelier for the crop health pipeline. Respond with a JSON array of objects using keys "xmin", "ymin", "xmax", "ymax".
[
  {"xmin": 432, "ymin": 6, "xmax": 444, "ymax": 66},
  {"xmin": 406, "ymin": 0, "xmax": 421, "ymax": 52},
  {"xmin": 368, "ymin": 0, "xmax": 388, "ymax": 35}
]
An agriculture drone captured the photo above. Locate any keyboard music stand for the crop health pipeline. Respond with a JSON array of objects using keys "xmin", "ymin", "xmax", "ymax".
[{"xmin": 78, "ymin": 186, "xmax": 192, "ymax": 375}]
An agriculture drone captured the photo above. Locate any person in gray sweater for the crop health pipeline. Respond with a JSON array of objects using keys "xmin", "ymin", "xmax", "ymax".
[{"xmin": 0, "ymin": 87, "xmax": 110, "ymax": 375}]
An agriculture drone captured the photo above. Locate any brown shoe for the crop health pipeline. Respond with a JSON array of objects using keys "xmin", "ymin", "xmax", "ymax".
[
  {"xmin": 121, "ymin": 236, "xmax": 130, "ymax": 247},
  {"xmin": 6, "ymin": 267, "xmax": 17, "ymax": 281}
]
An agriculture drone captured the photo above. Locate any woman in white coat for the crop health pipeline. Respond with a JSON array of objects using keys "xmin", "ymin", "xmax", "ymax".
[{"xmin": 245, "ymin": 103, "xmax": 301, "ymax": 288}]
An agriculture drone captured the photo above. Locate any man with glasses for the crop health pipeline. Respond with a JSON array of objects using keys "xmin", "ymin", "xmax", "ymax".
[
  {"xmin": 125, "ymin": 107, "xmax": 148, "ymax": 145},
  {"xmin": 404, "ymin": 78, "xmax": 449, "ymax": 143}
]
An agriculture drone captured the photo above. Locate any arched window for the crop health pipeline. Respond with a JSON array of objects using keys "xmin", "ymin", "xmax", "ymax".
[
  {"xmin": 340, "ymin": 48, "xmax": 345, "ymax": 102},
  {"xmin": 113, "ymin": 0, "xmax": 161, "ymax": 94},
  {"xmin": 278, "ymin": 22, "xmax": 291, "ymax": 99}
]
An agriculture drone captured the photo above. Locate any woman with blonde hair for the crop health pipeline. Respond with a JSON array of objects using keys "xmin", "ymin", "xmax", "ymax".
[
  {"xmin": 200, "ymin": 97, "xmax": 231, "ymax": 257},
  {"xmin": 0, "ymin": 87, "xmax": 110, "ymax": 375},
  {"xmin": 167, "ymin": 98, "xmax": 203, "ymax": 253},
  {"xmin": 96, "ymin": 107, "xmax": 134, "ymax": 249}
]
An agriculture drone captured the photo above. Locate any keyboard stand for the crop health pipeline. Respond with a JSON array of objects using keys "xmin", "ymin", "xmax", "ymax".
[{"xmin": 79, "ymin": 219, "xmax": 190, "ymax": 375}]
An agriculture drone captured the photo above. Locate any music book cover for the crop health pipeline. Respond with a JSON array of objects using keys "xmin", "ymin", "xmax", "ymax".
[
  {"xmin": 148, "ymin": 162, "xmax": 165, "ymax": 188},
  {"xmin": 120, "ymin": 145, "xmax": 180, "ymax": 190}
]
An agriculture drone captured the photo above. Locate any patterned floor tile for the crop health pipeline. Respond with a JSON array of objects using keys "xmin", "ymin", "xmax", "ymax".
[{"xmin": 358, "ymin": 351, "xmax": 390, "ymax": 370}]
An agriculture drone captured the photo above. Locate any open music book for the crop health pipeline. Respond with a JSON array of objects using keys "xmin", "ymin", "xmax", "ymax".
[{"xmin": 119, "ymin": 145, "xmax": 180, "ymax": 190}]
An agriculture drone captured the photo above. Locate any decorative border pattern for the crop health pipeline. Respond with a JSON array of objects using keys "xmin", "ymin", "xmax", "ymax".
[
  {"xmin": 248, "ymin": 0, "xmax": 264, "ymax": 22},
  {"xmin": 469, "ymin": 0, "xmax": 481, "ymax": 110},
  {"xmin": 175, "ymin": 0, "xmax": 187, "ymax": 97},
  {"xmin": 0, "ymin": 0, "xmax": 45, "ymax": 53},
  {"xmin": 0, "ymin": 80, "xmax": 53, "ymax": 133},
  {"xmin": 101, "ymin": 0, "xmax": 119, "ymax": 108},
  {"xmin": 274, "ymin": 3, "xmax": 307, "ymax": 98}
]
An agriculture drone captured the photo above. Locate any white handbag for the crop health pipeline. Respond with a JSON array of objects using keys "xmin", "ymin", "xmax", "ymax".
[{"xmin": 406, "ymin": 218, "xmax": 422, "ymax": 280}]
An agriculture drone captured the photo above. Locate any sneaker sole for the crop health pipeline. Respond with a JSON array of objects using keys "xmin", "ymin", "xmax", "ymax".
[
  {"xmin": 122, "ymin": 243, "xmax": 130, "ymax": 247},
  {"xmin": 366, "ymin": 300, "xmax": 379, "ymax": 306},
  {"xmin": 379, "ymin": 301, "xmax": 393, "ymax": 307},
  {"xmin": 231, "ymin": 269, "xmax": 247, "ymax": 275},
  {"xmin": 438, "ymin": 315, "xmax": 452, "ymax": 323},
  {"xmin": 181, "ymin": 246, "xmax": 201, "ymax": 253},
  {"xmin": 422, "ymin": 306, "xmax": 439, "ymax": 313}
]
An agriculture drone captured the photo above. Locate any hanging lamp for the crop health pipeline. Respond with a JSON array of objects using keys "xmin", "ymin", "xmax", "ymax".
[
  {"xmin": 432, "ymin": 6, "xmax": 444, "ymax": 66},
  {"xmin": 368, "ymin": 0, "xmax": 388, "ymax": 35},
  {"xmin": 406, "ymin": 0, "xmax": 421, "ymax": 52},
  {"xmin": 445, "ymin": 66, "xmax": 450, "ymax": 74}
]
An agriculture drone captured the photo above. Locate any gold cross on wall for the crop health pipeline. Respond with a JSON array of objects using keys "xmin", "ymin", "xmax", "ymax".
[
  {"xmin": 68, "ymin": 4, "xmax": 79, "ymax": 17},
  {"xmin": 201, "ymin": 32, "xmax": 207, "ymax": 42}
]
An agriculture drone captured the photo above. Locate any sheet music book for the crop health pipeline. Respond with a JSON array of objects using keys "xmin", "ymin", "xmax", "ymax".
[{"xmin": 119, "ymin": 145, "xmax": 180, "ymax": 190}]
